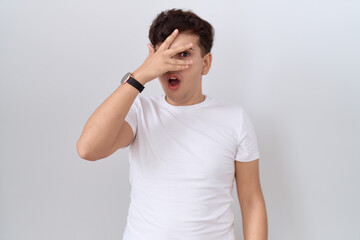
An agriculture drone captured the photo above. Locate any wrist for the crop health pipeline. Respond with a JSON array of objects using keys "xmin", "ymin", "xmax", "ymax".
[{"xmin": 132, "ymin": 69, "xmax": 148, "ymax": 86}]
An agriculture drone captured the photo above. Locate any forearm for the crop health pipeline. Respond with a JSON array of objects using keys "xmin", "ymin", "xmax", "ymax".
[
  {"xmin": 76, "ymin": 82, "xmax": 141, "ymax": 159},
  {"xmin": 240, "ymin": 195, "xmax": 268, "ymax": 240}
]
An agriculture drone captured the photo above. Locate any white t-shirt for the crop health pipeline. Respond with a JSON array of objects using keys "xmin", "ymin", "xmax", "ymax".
[{"xmin": 122, "ymin": 93, "xmax": 260, "ymax": 240}]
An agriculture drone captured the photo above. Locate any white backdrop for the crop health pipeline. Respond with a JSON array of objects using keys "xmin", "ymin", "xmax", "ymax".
[{"xmin": 1, "ymin": 0, "xmax": 359, "ymax": 239}]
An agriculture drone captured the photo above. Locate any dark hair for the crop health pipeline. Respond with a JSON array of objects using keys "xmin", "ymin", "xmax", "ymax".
[{"xmin": 149, "ymin": 8, "xmax": 214, "ymax": 57}]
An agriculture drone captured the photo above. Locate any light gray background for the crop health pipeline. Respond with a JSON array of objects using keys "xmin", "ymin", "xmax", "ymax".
[{"xmin": 1, "ymin": 0, "xmax": 359, "ymax": 239}]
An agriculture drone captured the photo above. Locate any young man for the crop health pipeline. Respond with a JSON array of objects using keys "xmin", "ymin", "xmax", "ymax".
[{"xmin": 77, "ymin": 9, "xmax": 268, "ymax": 240}]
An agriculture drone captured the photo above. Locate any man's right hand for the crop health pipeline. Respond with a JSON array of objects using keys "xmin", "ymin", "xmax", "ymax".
[{"xmin": 132, "ymin": 29, "xmax": 193, "ymax": 85}]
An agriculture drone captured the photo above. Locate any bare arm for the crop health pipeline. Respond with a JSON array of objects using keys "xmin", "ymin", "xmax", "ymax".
[
  {"xmin": 235, "ymin": 159, "xmax": 268, "ymax": 240},
  {"xmin": 76, "ymin": 82, "xmax": 141, "ymax": 161},
  {"xmin": 76, "ymin": 29, "xmax": 194, "ymax": 161}
]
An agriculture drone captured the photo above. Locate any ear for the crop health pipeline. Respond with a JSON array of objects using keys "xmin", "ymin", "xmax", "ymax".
[{"xmin": 201, "ymin": 52, "xmax": 212, "ymax": 75}]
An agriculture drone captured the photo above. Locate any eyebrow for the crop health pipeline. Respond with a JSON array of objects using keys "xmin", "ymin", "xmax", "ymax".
[{"xmin": 155, "ymin": 47, "xmax": 196, "ymax": 52}]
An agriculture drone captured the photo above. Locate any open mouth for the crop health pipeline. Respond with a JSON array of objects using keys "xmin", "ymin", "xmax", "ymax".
[
  {"xmin": 167, "ymin": 73, "xmax": 181, "ymax": 90},
  {"xmin": 169, "ymin": 77, "xmax": 180, "ymax": 86}
]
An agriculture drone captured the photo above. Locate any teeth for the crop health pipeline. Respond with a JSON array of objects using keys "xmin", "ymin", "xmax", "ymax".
[{"xmin": 169, "ymin": 77, "xmax": 177, "ymax": 80}]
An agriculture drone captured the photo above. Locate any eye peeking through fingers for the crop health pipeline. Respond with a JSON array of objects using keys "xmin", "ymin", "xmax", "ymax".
[{"xmin": 179, "ymin": 51, "xmax": 189, "ymax": 57}]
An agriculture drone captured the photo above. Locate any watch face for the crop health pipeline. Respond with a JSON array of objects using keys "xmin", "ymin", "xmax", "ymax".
[{"xmin": 121, "ymin": 72, "xmax": 131, "ymax": 84}]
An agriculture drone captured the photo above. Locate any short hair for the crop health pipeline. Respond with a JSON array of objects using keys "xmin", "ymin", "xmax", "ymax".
[{"xmin": 148, "ymin": 8, "xmax": 214, "ymax": 57}]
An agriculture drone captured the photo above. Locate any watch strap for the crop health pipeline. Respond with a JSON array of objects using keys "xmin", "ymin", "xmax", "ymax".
[{"xmin": 127, "ymin": 76, "xmax": 145, "ymax": 93}]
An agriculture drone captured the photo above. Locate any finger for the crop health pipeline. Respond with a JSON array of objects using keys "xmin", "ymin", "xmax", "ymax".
[
  {"xmin": 167, "ymin": 58, "xmax": 193, "ymax": 66},
  {"xmin": 167, "ymin": 64, "xmax": 190, "ymax": 71},
  {"xmin": 166, "ymin": 43, "xmax": 193, "ymax": 57},
  {"xmin": 147, "ymin": 43, "xmax": 155, "ymax": 56},
  {"xmin": 157, "ymin": 29, "xmax": 179, "ymax": 51}
]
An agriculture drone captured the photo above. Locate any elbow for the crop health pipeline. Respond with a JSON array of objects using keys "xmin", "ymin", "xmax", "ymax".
[{"xmin": 76, "ymin": 141, "xmax": 97, "ymax": 161}]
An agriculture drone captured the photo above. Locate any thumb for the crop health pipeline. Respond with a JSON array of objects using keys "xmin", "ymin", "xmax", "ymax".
[{"xmin": 147, "ymin": 43, "xmax": 155, "ymax": 56}]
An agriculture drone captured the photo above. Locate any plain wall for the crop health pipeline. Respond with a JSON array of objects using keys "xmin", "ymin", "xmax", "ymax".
[{"xmin": 1, "ymin": 0, "xmax": 359, "ymax": 239}]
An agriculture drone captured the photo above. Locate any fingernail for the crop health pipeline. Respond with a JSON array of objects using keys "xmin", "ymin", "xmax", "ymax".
[{"xmin": 174, "ymin": 29, "xmax": 178, "ymax": 33}]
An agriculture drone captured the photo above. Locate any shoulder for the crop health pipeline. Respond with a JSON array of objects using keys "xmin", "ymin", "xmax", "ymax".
[
  {"xmin": 130, "ymin": 94, "xmax": 167, "ymax": 113},
  {"xmin": 209, "ymin": 96, "xmax": 246, "ymax": 116},
  {"xmin": 132, "ymin": 94, "xmax": 154, "ymax": 107}
]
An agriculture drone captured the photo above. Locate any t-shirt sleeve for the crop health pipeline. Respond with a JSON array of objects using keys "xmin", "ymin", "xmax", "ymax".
[
  {"xmin": 124, "ymin": 95, "xmax": 140, "ymax": 138},
  {"xmin": 234, "ymin": 107, "xmax": 260, "ymax": 162}
]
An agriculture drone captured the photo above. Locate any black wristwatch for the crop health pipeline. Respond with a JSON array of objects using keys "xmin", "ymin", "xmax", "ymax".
[{"xmin": 121, "ymin": 72, "xmax": 145, "ymax": 93}]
